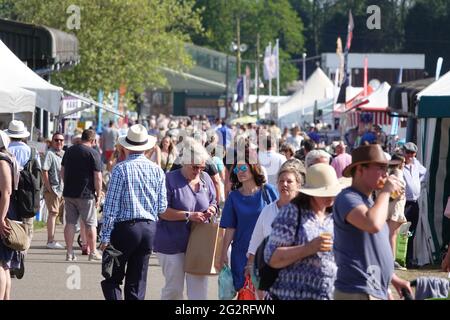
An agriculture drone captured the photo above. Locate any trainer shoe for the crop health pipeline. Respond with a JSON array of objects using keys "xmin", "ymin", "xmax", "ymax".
[
  {"xmin": 88, "ymin": 251, "xmax": 102, "ymax": 261},
  {"xmin": 66, "ymin": 252, "xmax": 77, "ymax": 262},
  {"xmin": 394, "ymin": 261, "xmax": 407, "ymax": 271},
  {"xmin": 47, "ymin": 241, "xmax": 65, "ymax": 249}
]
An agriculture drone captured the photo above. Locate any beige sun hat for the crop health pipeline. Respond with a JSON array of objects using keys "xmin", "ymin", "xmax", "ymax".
[
  {"xmin": 4, "ymin": 120, "xmax": 30, "ymax": 139},
  {"xmin": 118, "ymin": 124, "xmax": 156, "ymax": 151},
  {"xmin": 300, "ymin": 163, "xmax": 342, "ymax": 197}
]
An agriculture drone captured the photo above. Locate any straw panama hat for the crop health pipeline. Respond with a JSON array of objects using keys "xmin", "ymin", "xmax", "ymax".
[
  {"xmin": 4, "ymin": 120, "xmax": 30, "ymax": 139},
  {"xmin": 300, "ymin": 163, "xmax": 342, "ymax": 197},
  {"xmin": 342, "ymin": 144, "xmax": 401, "ymax": 178},
  {"xmin": 118, "ymin": 124, "xmax": 156, "ymax": 151}
]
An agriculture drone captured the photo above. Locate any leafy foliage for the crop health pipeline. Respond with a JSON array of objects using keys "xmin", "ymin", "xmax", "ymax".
[
  {"xmin": 1, "ymin": 0, "xmax": 203, "ymax": 98},
  {"xmin": 192, "ymin": 0, "xmax": 305, "ymax": 94}
]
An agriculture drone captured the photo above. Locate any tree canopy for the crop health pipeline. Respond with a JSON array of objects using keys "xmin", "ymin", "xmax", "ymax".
[
  {"xmin": 0, "ymin": 0, "xmax": 203, "ymax": 97},
  {"xmin": 192, "ymin": 0, "xmax": 305, "ymax": 94}
]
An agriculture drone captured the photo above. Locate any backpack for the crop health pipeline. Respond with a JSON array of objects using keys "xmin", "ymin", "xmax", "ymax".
[
  {"xmin": 254, "ymin": 199, "xmax": 301, "ymax": 291},
  {"xmin": 14, "ymin": 148, "xmax": 43, "ymax": 219}
]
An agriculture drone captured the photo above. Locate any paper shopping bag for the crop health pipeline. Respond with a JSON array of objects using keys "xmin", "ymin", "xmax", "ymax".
[{"xmin": 184, "ymin": 220, "xmax": 225, "ymax": 275}]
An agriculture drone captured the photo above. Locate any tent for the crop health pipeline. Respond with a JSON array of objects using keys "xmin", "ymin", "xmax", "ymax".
[
  {"xmin": 277, "ymin": 67, "xmax": 334, "ymax": 128},
  {"xmin": 412, "ymin": 71, "xmax": 450, "ymax": 266},
  {"xmin": 346, "ymin": 82, "xmax": 392, "ymax": 127},
  {"xmin": 0, "ymin": 86, "xmax": 36, "ymax": 114},
  {"xmin": 0, "ymin": 39, "xmax": 63, "ymax": 114}
]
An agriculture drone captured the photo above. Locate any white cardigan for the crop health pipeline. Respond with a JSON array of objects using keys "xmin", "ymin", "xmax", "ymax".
[{"xmin": 247, "ymin": 201, "xmax": 279, "ymax": 256}]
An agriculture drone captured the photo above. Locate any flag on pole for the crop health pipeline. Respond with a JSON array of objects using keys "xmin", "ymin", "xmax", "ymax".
[
  {"xmin": 336, "ymin": 10, "xmax": 354, "ymax": 104},
  {"xmin": 263, "ymin": 42, "xmax": 279, "ymax": 81},
  {"xmin": 346, "ymin": 10, "xmax": 354, "ymax": 50},
  {"xmin": 263, "ymin": 44, "xmax": 275, "ymax": 80},
  {"xmin": 244, "ymin": 65, "xmax": 251, "ymax": 104},
  {"xmin": 336, "ymin": 37, "xmax": 344, "ymax": 85},
  {"xmin": 236, "ymin": 76, "xmax": 244, "ymax": 103},
  {"xmin": 272, "ymin": 41, "xmax": 279, "ymax": 80}
]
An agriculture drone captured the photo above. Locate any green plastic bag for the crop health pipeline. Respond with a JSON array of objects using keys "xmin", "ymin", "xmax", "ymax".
[
  {"xmin": 218, "ymin": 265, "xmax": 236, "ymax": 300},
  {"xmin": 396, "ymin": 222, "xmax": 412, "ymax": 267}
]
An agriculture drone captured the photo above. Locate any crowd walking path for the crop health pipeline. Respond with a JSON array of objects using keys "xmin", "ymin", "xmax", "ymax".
[{"xmin": 11, "ymin": 225, "xmax": 219, "ymax": 300}]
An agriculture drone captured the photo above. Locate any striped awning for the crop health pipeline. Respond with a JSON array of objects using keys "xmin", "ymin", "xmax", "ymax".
[{"xmin": 347, "ymin": 110, "xmax": 392, "ymax": 127}]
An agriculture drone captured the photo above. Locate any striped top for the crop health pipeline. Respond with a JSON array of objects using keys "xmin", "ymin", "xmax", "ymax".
[
  {"xmin": 101, "ymin": 153, "xmax": 167, "ymax": 243},
  {"xmin": 264, "ymin": 203, "xmax": 336, "ymax": 300}
]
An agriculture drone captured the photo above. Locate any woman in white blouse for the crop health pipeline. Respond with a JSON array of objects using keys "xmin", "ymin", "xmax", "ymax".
[{"xmin": 246, "ymin": 161, "xmax": 303, "ymax": 298}]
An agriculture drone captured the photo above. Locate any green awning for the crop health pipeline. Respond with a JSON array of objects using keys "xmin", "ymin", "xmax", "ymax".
[{"xmin": 418, "ymin": 96, "xmax": 450, "ymax": 118}]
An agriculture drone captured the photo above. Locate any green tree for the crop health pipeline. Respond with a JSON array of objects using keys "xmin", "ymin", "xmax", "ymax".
[
  {"xmin": 192, "ymin": 0, "xmax": 304, "ymax": 94},
  {"xmin": 403, "ymin": 0, "xmax": 450, "ymax": 75},
  {"xmin": 4, "ymin": 0, "xmax": 203, "ymax": 99}
]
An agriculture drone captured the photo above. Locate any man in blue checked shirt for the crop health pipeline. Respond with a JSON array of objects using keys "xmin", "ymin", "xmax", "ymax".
[{"xmin": 100, "ymin": 124, "xmax": 167, "ymax": 300}]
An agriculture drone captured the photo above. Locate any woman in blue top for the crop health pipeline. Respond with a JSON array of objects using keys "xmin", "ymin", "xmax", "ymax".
[
  {"xmin": 264, "ymin": 164, "xmax": 342, "ymax": 300},
  {"xmin": 219, "ymin": 150, "xmax": 278, "ymax": 291}
]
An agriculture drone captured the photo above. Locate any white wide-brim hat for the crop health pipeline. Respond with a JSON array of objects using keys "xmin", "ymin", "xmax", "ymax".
[
  {"xmin": 118, "ymin": 124, "xmax": 156, "ymax": 151},
  {"xmin": 4, "ymin": 120, "xmax": 30, "ymax": 138},
  {"xmin": 300, "ymin": 163, "xmax": 342, "ymax": 197}
]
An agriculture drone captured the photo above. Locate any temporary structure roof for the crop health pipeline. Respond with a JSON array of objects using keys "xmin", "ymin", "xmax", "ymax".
[
  {"xmin": 417, "ymin": 71, "xmax": 450, "ymax": 118},
  {"xmin": 345, "ymin": 82, "xmax": 392, "ymax": 126},
  {"xmin": 0, "ymin": 86, "xmax": 36, "ymax": 114},
  {"xmin": 278, "ymin": 67, "xmax": 334, "ymax": 118},
  {"xmin": 0, "ymin": 39, "xmax": 63, "ymax": 114}
]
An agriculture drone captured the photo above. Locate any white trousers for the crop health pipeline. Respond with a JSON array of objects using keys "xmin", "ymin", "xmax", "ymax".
[{"xmin": 156, "ymin": 252, "xmax": 208, "ymax": 300}]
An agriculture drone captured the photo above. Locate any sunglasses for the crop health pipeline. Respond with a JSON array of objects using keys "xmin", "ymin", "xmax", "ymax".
[
  {"xmin": 233, "ymin": 164, "xmax": 248, "ymax": 174},
  {"xmin": 405, "ymin": 150, "xmax": 416, "ymax": 154},
  {"xmin": 191, "ymin": 165, "xmax": 206, "ymax": 171},
  {"xmin": 53, "ymin": 139, "xmax": 64, "ymax": 142}
]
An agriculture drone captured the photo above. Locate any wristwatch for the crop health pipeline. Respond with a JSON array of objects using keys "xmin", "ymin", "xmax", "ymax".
[{"xmin": 185, "ymin": 211, "xmax": 190, "ymax": 222}]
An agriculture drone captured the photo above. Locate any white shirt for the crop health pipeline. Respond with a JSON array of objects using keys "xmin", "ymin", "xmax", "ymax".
[
  {"xmin": 247, "ymin": 201, "xmax": 279, "ymax": 256},
  {"xmin": 258, "ymin": 150, "xmax": 287, "ymax": 185},
  {"xmin": 286, "ymin": 135, "xmax": 304, "ymax": 151}
]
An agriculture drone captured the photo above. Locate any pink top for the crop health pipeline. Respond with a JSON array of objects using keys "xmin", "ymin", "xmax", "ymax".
[{"xmin": 331, "ymin": 153, "xmax": 352, "ymax": 178}]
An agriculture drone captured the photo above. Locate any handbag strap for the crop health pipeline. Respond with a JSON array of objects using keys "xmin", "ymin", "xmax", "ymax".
[{"xmin": 261, "ymin": 184, "xmax": 270, "ymax": 205}]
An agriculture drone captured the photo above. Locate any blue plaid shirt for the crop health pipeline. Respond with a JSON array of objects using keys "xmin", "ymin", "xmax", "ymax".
[{"xmin": 101, "ymin": 153, "xmax": 167, "ymax": 243}]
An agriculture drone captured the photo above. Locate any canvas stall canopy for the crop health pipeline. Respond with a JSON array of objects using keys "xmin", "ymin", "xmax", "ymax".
[
  {"xmin": 0, "ymin": 85, "xmax": 36, "ymax": 114},
  {"xmin": 0, "ymin": 39, "xmax": 62, "ymax": 114},
  {"xmin": 413, "ymin": 70, "xmax": 450, "ymax": 266},
  {"xmin": 277, "ymin": 67, "xmax": 334, "ymax": 128},
  {"xmin": 346, "ymin": 82, "xmax": 392, "ymax": 127}
]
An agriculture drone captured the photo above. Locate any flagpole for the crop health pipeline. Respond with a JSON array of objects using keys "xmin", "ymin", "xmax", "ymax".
[
  {"xmin": 256, "ymin": 33, "xmax": 260, "ymax": 120},
  {"xmin": 268, "ymin": 42, "xmax": 272, "ymax": 99},
  {"xmin": 302, "ymin": 52, "xmax": 306, "ymax": 124},
  {"xmin": 276, "ymin": 38, "xmax": 280, "ymax": 98},
  {"xmin": 363, "ymin": 56, "xmax": 368, "ymax": 96}
]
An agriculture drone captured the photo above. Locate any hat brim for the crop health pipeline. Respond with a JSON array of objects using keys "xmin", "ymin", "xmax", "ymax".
[
  {"xmin": 342, "ymin": 159, "xmax": 402, "ymax": 178},
  {"xmin": 118, "ymin": 135, "xmax": 156, "ymax": 151},
  {"xmin": 4, "ymin": 129, "xmax": 30, "ymax": 139},
  {"xmin": 300, "ymin": 183, "xmax": 342, "ymax": 197}
]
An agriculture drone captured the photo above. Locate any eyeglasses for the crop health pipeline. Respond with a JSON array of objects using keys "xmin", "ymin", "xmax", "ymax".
[
  {"xmin": 233, "ymin": 164, "xmax": 248, "ymax": 174},
  {"xmin": 191, "ymin": 165, "xmax": 206, "ymax": 171}
]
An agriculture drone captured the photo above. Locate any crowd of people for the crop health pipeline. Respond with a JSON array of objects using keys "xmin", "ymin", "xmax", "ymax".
[{"xmin": 0, "ymin": 114, "xmax": 449, "ymax": 300}]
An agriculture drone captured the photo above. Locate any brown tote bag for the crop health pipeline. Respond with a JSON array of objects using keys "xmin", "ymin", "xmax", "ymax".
[{"xmin": 184, "ymin": 218, "xmax": 225, "ymax": 275}]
